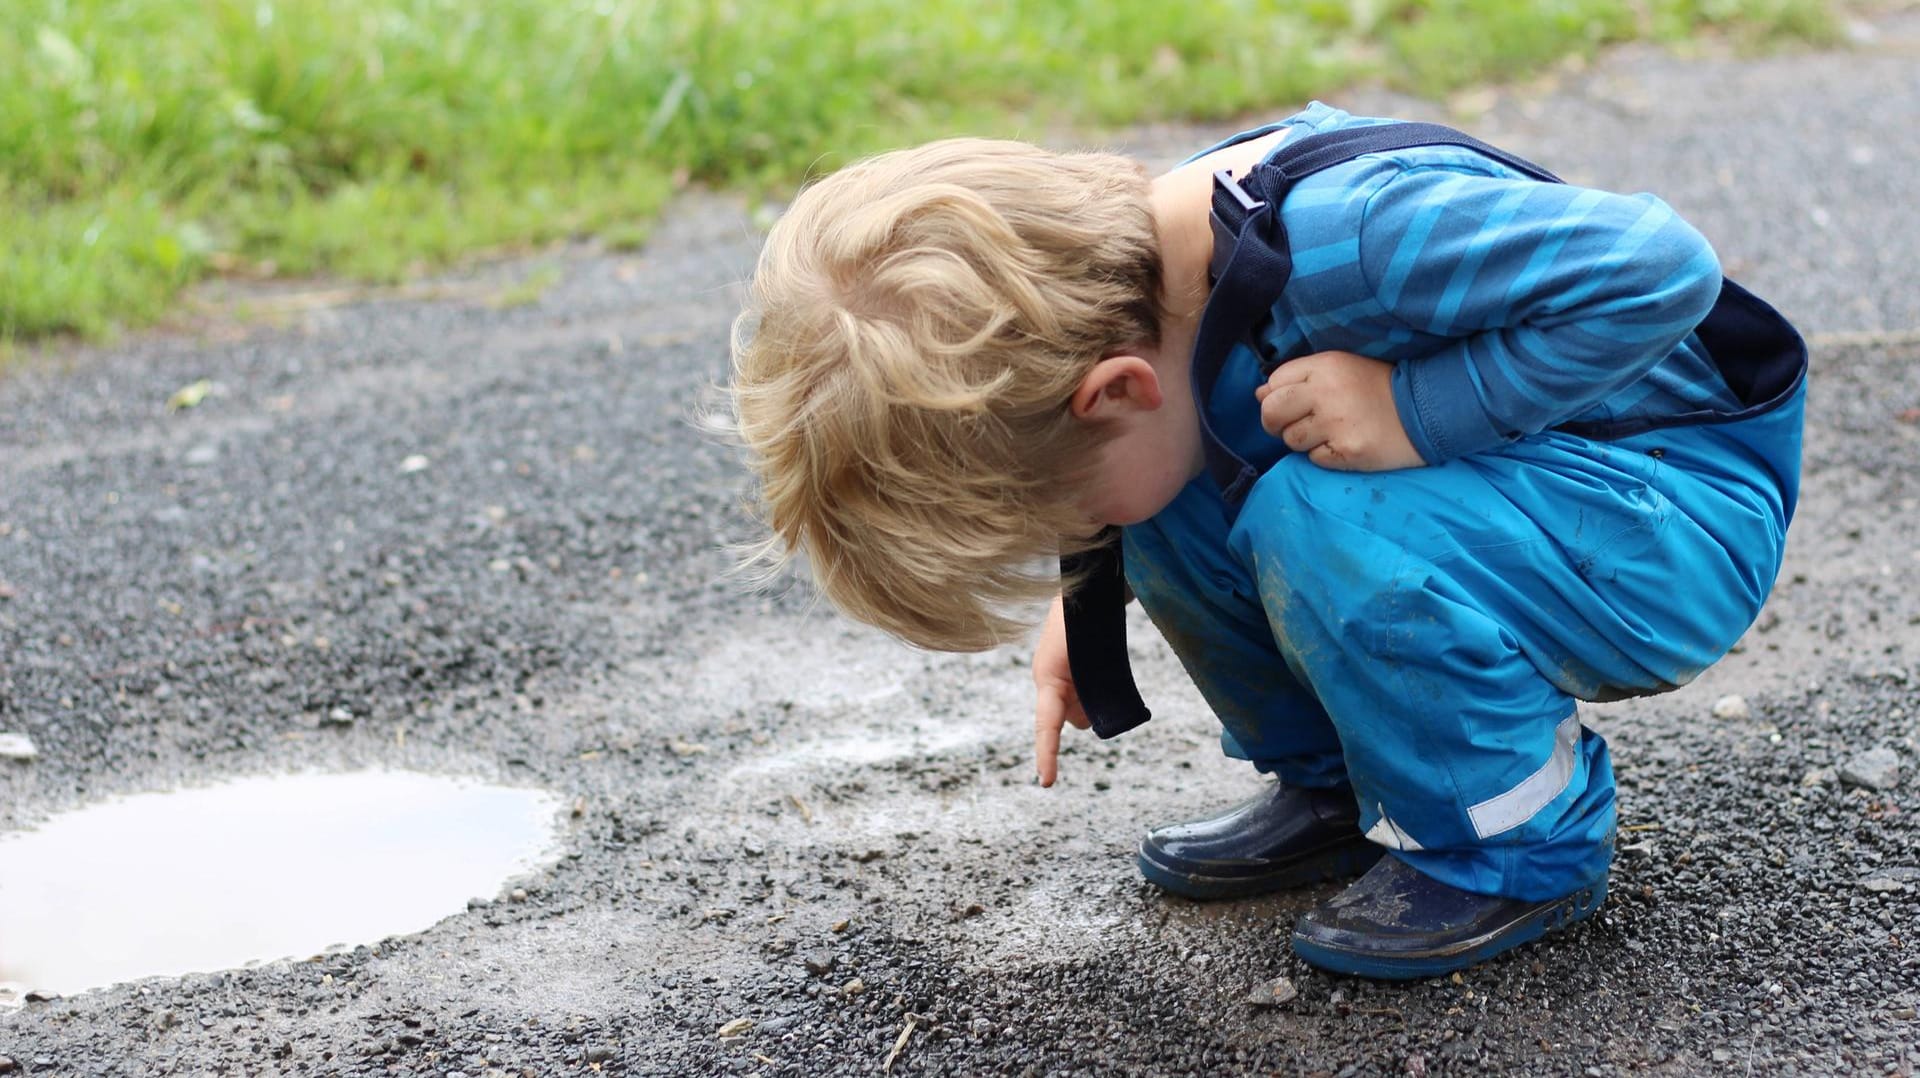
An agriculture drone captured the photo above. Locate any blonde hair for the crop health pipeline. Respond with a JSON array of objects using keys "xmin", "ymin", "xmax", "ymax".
[{"xmin": 730, "ymin": 137, "xmax": 1163, "ymax": 652}]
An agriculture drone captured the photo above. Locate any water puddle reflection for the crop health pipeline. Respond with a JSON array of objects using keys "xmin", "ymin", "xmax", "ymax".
[{"xmin": 0, "ymin": 770, "xmax": 561, "ymax": 1001}]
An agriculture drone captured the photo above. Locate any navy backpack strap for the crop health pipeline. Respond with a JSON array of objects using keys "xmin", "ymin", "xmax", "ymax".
[
  {"xmin": 1070, "ymin": 122, "xmax": 1555, "ymax": 740},
  {"xmin": 1190, "ymin": 122, "xmax": 1561, "ymax": 503},
  {"xmin": 1259, "ymin": 122, "xmax": 1562, "ymax": 185},
  {"xmin": 1061, "ymin": 531, "xmax": 1150, "ymax": 739},
  {"xmin": 1064, "ymin": 119, "xmax": 1803, "ymax": 740}
]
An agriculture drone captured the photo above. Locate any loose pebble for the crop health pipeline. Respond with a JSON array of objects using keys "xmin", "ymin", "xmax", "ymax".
[
  {"xmin": 1840, "ymin": 747, "xmax": 1903, "ymax": 790},
  {"xmin": 1247, "ymin": 976, "xmax": 1299, "ymax": 1008},
  {"xmin": 1799, "ymin": 767, "xmax": 1837, "ymax": 787},
  {"xmin": 1711, "ymin": 694, "xmax": 1751, "ymax": 720},
  {"xmin": 0, "ymin": 733, "xmax": 37, "ymax": 762}
]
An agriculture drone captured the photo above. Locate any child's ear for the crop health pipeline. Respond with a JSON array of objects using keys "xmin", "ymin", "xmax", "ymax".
[{"xmin": 1070, "ymin": 354, "xmax": 1163, "ymax": 421}]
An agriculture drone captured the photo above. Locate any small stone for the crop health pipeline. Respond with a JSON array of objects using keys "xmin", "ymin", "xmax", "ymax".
[
  {"xmin": 1405, "ymin": 1053, "xmax": 1428, "ymax": 1078},
  {"xmin": 831, "ymin": 918, "xmax": 850, "ymax": 933},
  {"xmin": 1800, "ymin": 767, "xmax": 1838, "ymax": 788},
  {"xmin": 323, "ymin": 707, "xmax": 355, "ymax": 726},
  {"xmin": 1711, "ymin": 695, "xmax": 1751, "ymax": 720},
  {"xmin": 399, "ymin": 455, "xmax": 431, "ymax": 474},
  {"xmin": 1712, "ymin": 1049, "xmax": 1732, "ymax": 1063},
  {"xmin": 1247, "ymin": 976, "xmax": 1299, "ymax": 1008},
  {"xmin": 802, "ymin": 952, "xmax": 835, "ymax": 977},
  {"xmin": 758, "ymin": 1016, "xmax": 796, "ymax": 1034},
  {"xmin": 582, "ymin": 1046, "xmax": 614, "ymax": 1063},
  {"xmin": 0, "ymin": 733, "xmax": 37, "ymax": 762},
  {"xmin": 841, "ymin": 978, "xmax": 866, "ymax": 997},
  {"xmin": 666, "ymin": 740, "xmax": 709, "ymax": 758},
  {"xmin": 1861, "ymin": 877, "xmax": 1905, "ymax": 893},
  {"xmin": 183, "ymin": 444, "xmax": 220, "ymax": 466},
  {"xmin": 509, "ymin": 888, "xmax": 528, "ymax": 903},
  {"xmin": 1840, "ymin": 747, "xmax": 1903, "ymax": 790},
  {"xmin": 717, "ymin": 1018, "xmax": 752, "ymax": 1038},
  {"xmin": 0, "ymin": 1055, "xmax": 16, "ymax": 1074}
]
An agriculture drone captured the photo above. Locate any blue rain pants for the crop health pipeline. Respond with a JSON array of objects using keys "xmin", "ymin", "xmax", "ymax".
[{"xmin": 1121, "ymin": 384, "xmax": 1804, "ymax": 902}]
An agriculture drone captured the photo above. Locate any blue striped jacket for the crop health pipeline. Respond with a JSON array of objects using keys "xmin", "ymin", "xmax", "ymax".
[{"xmin": 1197, "ymin": 102, "xmax": 1743, "ymax": 469}]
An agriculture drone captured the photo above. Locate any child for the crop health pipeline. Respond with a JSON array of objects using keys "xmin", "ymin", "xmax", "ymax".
[{"xmin": 729, "ymin": 102, "xmax": 1806, "ymax": 979}]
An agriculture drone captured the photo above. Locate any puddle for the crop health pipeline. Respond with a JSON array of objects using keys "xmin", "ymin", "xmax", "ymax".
[{"xmin": 0, "ymin": 770, "xmax": 561, "ymax": 1001}]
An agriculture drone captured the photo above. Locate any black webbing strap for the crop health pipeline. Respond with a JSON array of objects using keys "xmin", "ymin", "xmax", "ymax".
[
  {"xmin": 1060, "ymin": 532, "xmax": 1148, "ymax": 738},
  {"xmin": 1068, "ymin": 121, "xmax": 1554, "ymax": 740},
  {"xmin": 1191, "ymin": 122, "xmax": 1561, "ymax": 506},
  {"xmin": 1067, "ymin": 122, "xmax": 1804, "ymax": 739}
]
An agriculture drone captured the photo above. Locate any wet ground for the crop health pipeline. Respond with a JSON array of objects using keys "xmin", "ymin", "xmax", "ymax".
[{"xmin": 3, "ymin": 14, "xmax": 1918, "ymax": 1078}]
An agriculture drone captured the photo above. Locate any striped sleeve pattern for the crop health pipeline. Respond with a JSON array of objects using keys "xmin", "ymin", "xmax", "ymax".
[{"xmin": 1354, "ymin": 165, "xmax": 1725, "ymax": 464}]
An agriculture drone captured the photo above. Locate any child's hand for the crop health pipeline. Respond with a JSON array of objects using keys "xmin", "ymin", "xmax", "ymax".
[
  {"xmin": 1032, "ymin": 593, "xmax": 1090, "ymax": 787},
  {"xmin": 1255, "ymin": 351, "xmax": 1426, "ymax": 471}
]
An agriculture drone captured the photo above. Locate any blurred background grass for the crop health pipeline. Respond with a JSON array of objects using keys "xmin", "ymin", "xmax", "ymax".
[{"xmin": 0, "ymin": 0, "xmax": 1835, "ymax": 341}]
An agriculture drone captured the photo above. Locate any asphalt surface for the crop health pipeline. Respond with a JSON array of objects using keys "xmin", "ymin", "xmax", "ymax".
[{"xmin": 3, "ymin": 14, "xmax": 1918, "ymax": 1077}]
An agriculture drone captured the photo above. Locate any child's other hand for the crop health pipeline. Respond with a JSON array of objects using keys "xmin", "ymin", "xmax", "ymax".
[
  {"xmin": 1032, "ymin": 593, "xmax": 1090, "ymax": 787},
  {"xmin": 1255, "ymin": 351, "xmax": 1426, "ymax": 471}
]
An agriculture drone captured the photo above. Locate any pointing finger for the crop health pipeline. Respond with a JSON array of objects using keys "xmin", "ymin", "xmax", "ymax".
[{"xmin": 1035, "ymin": 689, "xmax": 1066, "ymax": 787}]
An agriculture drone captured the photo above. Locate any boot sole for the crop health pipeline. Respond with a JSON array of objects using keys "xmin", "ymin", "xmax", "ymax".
[
  {"xmin": 1289, "ymin": 876, "xmax": 1609, "ymax": 980},
  {"xmin": 1136, "ymin": 836, "xmax": 1383, "ymax": 900}
]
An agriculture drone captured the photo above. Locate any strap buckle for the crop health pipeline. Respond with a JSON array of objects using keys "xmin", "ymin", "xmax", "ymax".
[{"xmin": 1209, "ymin": 170, "xmax": 1266, "ymax": 283}]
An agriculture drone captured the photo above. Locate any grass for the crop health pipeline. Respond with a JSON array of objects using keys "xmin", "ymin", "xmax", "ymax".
[{"xmin": 1, "ymin": 0, "xmax": 1836, "ymax": 341}]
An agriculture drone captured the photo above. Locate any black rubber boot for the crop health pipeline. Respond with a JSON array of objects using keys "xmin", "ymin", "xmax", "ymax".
[
  {"xmin": 1290, "ymin": 854, "xmax": 1609, "ymax": 979},
  {"xmin": 1136, "ymin": 782, "xmax": 1382, "ymax": 899}
]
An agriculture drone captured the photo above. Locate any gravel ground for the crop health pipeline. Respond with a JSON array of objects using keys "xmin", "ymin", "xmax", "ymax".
[{"xmin": 3, "ymin": 15, "xmax": 1918, "ymax": 1078}]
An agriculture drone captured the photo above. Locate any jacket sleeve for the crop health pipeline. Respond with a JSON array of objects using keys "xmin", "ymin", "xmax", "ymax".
[{"xmin": 1355, "ymin": 164, "xmax": 1724, "ymax": 464}]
